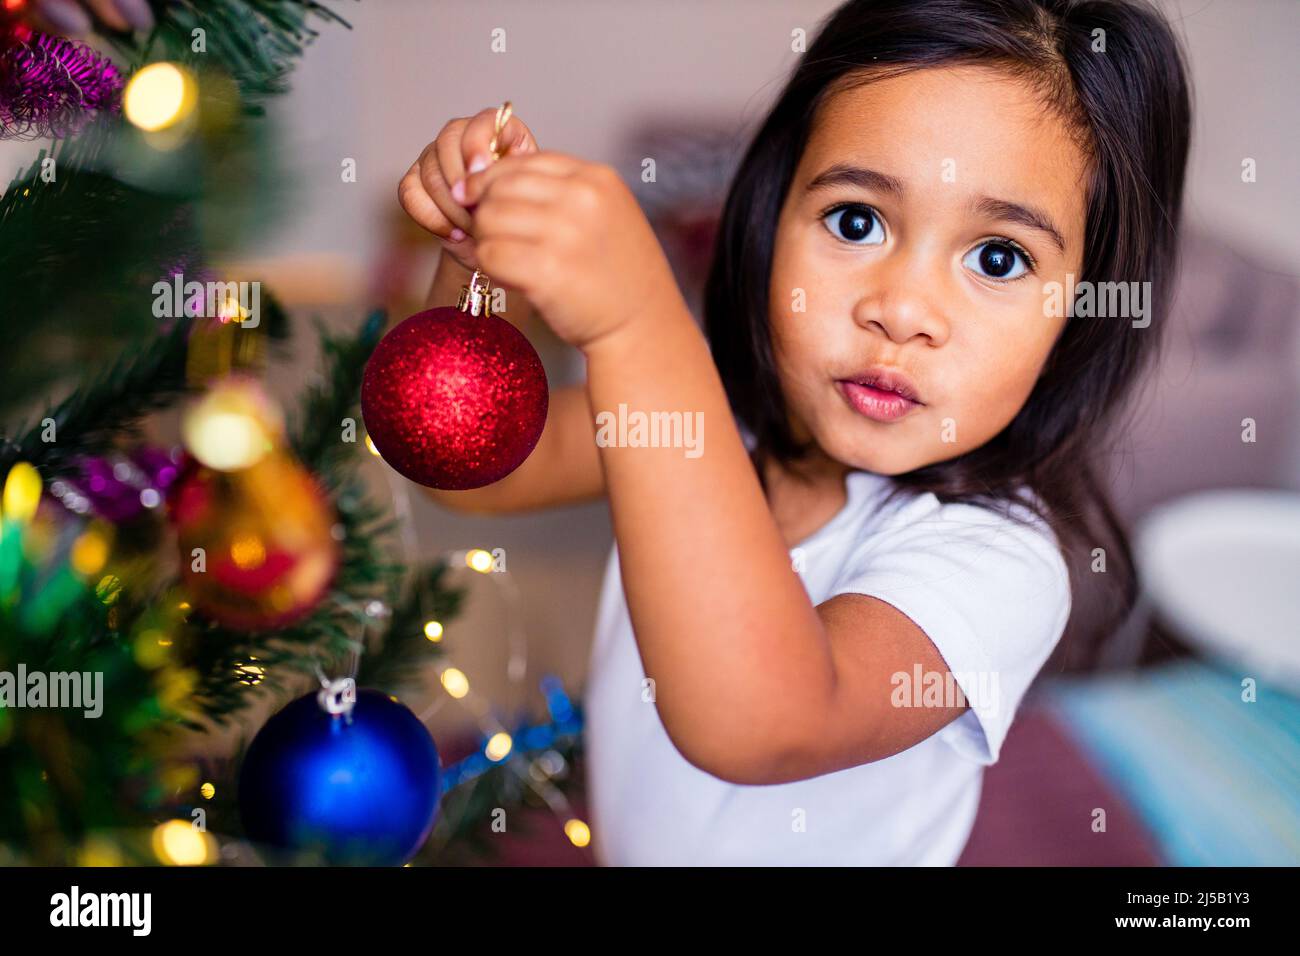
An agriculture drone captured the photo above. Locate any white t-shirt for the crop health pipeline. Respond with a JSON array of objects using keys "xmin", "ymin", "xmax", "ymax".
[{"xmin": 583, "ymin": 465, "xmax": 1072, "ymax": 866}]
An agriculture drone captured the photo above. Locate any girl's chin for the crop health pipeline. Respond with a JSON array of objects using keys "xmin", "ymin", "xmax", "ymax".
[{"xmin": 821, "ymin": 431, "xmax": 925, "ymax": 477}]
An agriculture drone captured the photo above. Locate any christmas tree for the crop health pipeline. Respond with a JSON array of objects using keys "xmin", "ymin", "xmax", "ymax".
[{"xmin": 0, "ymin": 0, "xmax": 584, "ymax": 866}]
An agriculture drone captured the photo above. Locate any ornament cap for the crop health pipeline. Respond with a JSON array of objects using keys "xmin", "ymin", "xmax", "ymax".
[
  {"xmin": 456, "ymin": 269, "xmax": 494, "ymax": 318},
  {"xmin": 317, "ymin": 676, "xmax": 357, "ymax": 721}
]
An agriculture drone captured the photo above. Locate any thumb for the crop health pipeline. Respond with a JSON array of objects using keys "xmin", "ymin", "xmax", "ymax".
[{"xmin": 463, "ymin": 110, "xmax": 536, "ymax": 171}]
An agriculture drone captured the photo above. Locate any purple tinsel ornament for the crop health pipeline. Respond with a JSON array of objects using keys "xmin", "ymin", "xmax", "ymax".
[
  {"xmin": 0, "ymin": 28, "xmax": 123, "ymax": 140},
  {"xmin": 50, "ymin": 447, "xmax": 184, "ymax": 523}
]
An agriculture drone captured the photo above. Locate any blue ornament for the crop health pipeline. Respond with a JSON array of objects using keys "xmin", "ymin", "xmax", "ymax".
[{"xmin": 238, "ymin": 687, "xmax": 441, "ymax": 866}]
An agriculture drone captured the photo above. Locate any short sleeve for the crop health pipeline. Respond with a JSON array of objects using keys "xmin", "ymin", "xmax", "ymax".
[{"xmin": 829, "ymin": 499, "xmax": 1072, "ymax": 766}]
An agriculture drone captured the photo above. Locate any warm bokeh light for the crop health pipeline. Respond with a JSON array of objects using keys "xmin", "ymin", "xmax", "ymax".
[
  {"xmin": 70, "ymin": 529, "xmax": 109, "ymax": 576},
  {"xmin": 440, "ymin": 667, "xmax": 469, "ymax": 699},
  {"xmin": 200, "ymin": 782, "xmax": 216, "ymax": 800},
  {"xmin": 133, "ymin": 629, "xmax": 171, "ymax": 669},
  {"xmin": 229, "ymin": 532, "xmax": 266, "ymax": 570},
  {"xmin": 183, "ymin": 411, "xmax": 267, "ymax": 471},
  {"xmin": 485, "ymin": 732, "xmax": 512, "ymax": 761},
  {"xmin": 423, "ymin": 620, "xmax": 443, "ymax": 641},
  {"xmin": 235, "ymin": 661, "xmax": 266, "ymax": 686},
  {"xmin": 216, "ymin": 293, "xmax": 247, "ymax": 324},
  {"xmin": 466, "ymin": 548, "xmax": 493, "ymax": 573},
  {"xmin": 77, "ymin": 836, "xmax": 123, "ymax": 868},
  {"xmin": 152, "ymin": 820, "xmax": 214, "ymax": 866},
  {"xmin": 124, "ymin": 63, "xmax": 196, "ymax": 132},
  {"xmin": 564, "ymin": 819, "xmax": 592, "ymax": 848},
  {"xmin": 1, "ymin": 462, "xmax": 42, "ymax": 524}
]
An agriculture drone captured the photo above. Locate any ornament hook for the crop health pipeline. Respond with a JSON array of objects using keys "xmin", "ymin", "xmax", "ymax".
[{"xmin": 488, "ymin": 100, "xmax": 513, "ymax": 161}]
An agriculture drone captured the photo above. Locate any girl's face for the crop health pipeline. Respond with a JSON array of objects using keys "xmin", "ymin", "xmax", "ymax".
[{"xmin": 769, "ymin": 65, "xmax": 1089, "ymax": 476}]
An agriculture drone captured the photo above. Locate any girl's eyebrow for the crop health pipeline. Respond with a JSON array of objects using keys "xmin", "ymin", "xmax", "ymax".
[
  {"xmin": 973, "ymin": 197, "xmax": 1067, "ymax": 254},
  {"xmin": 806, "ymin": 163, "xmax": 1067, "ymax": 256},
  {"xmin": 805, "ymin": 163, "xmax": 904, "ymax": 198}
]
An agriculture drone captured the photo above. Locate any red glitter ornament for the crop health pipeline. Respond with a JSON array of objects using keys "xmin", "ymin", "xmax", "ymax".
[{"xmin": 361, "ymin": 271, "xmax": 548, "ymax": 490}]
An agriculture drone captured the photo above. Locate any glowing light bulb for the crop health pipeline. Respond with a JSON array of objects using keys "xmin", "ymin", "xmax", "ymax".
[
  {"xmin": 440, "ymin": 667, "xmax": 469, "ymax": 699},
  {"xmin": 200, "ymin": 782, "xmax": 216, "ymax": 800},
  {"xmin": 485, "ymin": 732, "xmax": 513, "ymax": 761},
  {"xmin": 466, "ymin": 548, "xmax": 493, "ymax": 573},
  {"xmin": 564, "ymin": 819, "xmax": 591, "ymax": 848},
  {"xmin": 124, "ymin": 63, "xmax": 196, "ymax": 132},
  {"xmin": 423, "ymin": 620, "xmax": 444, "ymax": 642}
]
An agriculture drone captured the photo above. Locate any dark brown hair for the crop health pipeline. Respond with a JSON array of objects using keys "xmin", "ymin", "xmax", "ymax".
[{"xmin": 703, "ymin": 0, "xmax": 1192, "ymax": 648}]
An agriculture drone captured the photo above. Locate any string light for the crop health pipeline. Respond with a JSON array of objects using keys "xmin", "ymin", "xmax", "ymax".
[
  {"xmin": 465, "ymin": 548, "xmax": 493, "ymax": 573},
  {"xmin": 564, "ymin": 819, "xmax": 591, "ymax": 848},
  {"xmin": 123, "ymin": 63, "xmax": 196, "ymax": 132},
  {"xmin": 363, "ymin": 455, "xmax": 588, "ymax": 860},
  {"xmin": 484, "ymin": 732, "xmax": 512, "ymax": 762},
  {"xmin": 440, "ymin": 667, "xmax": 469, "ymax": 699},
  {"xmin": 200, "ymin": 782, "xmax": 216, "ymax": 800},
  {"xmin": 151, "ymin": 820, "xmax": 214, "ymax": 866}
]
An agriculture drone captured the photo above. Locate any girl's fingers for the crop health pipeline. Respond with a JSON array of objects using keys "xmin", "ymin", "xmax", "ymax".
[
  {"xmin": 110, "ymin": 0, "xmax": 155, "ymax": 31},
  {"xmin": 474, "ymin": 170, "xmax": 568, "ymax": 206},
  {"xmin": 460, "ymin": 107, "xmax": 538, "ymax": 172},
  {"xmin": 421, "ymin": 139, "xmax": 472, "ymax": 234},
  {"xmin": 428, "ymin": 118, "xmax": 472, "ymax": 231},
  {"xmin": 473, "ymin": 197, "xmax": 561, "ymax": 243},
  {"xmin": 32, "ymin": 0, "xmax": 92, "ymax": 35},
  {"xmin": 461, "ymin": 152, "xmax": 579, "ymax": 207},
  {"xmin": 82, "ymin": 0, "xmax": 131, "ymax": 31},
  {"xmin": 398, "ymin": 162, "xmax": 455, "ymax": 237}
]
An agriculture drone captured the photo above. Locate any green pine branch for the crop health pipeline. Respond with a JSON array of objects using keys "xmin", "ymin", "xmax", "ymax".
[
  {"xmin": 111, "ymin": 1, "xmax": 355, "ymax": 103},
  {"xmin": 0, "ymin": 296, "xmax": 289, "ymax": 479}
]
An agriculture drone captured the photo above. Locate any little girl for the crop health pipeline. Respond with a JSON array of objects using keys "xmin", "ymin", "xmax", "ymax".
[{"xmin": 397, "ymin": 0, "xmax": 1191, "ymax": 865}]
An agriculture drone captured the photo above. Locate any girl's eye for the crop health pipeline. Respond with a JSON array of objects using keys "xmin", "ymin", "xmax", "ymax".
[
  {"xmin": 821, "ymin": 204, "xmax": 884, "ymax": 245},
  {"xmin": 963, "ymin": 240, "xmax": 1033, "ymax": 281}
]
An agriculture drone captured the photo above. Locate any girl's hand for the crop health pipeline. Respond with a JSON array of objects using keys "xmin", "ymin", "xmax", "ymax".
[
  {"xmin": 397, "ymin": 107, "xmax": 541, "ymax": 273},
  {"xmin": 25, "ymin": 0, "xmax": 153, "ymax": 36},
  {"xmin": 460, "ymin": 152, "xmax": 681, "ymax": 353}
]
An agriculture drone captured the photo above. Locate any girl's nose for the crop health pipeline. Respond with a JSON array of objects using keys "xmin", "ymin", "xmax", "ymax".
[{"xmin": 851, "ymin": 256, "xmax": 952, "ymax": 347}]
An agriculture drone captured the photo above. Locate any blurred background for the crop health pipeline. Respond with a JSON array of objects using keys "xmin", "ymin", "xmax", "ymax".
[{"xmin": 2, "ymin": 0, "xmax": 1297, "ymax": 866}]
